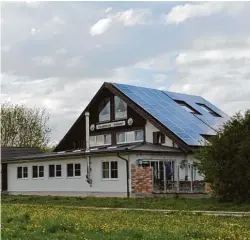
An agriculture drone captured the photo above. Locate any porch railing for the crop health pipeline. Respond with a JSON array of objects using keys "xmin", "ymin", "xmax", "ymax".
[{"xmin": 153, "ymin": 180, "xmax": 205, "ymax": 193}]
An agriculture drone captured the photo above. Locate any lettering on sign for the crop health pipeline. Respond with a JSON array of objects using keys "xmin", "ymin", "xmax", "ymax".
[{"xmin": 96, "ymin": 121, "xmax": 125, "ymax": 130}]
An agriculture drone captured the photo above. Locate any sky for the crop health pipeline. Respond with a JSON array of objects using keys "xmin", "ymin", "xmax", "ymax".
[{"xmin": 1, "ymin": 1, "xmax": 250, "ymax": 144}]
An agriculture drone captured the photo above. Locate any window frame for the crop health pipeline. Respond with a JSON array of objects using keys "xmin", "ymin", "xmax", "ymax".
[
  {"xmin": 90, "ymin": 134, "xmax": 111, "ymax": 147},
  {"xmin": 17, "ymin": 166, "xmax": 28, "ymax": 179},
  {"xmin": 175, "ymin": 100, "xmax": 201, "ymax": 115},
  {"xmin": 196, "ymin": 103, "xmax": 222, "ymax": 117},
  {"xmin": 98, "ymin": 97, "xmax": 111, "ymax": 123},
  {"xmin": 49, "ymin": 164, "xmax": 62, "ymax": 178},
  {"xmin": 114, "ymin": 96, "xmax": 127, "ymax": 120},
  {"xmin": 66, "ymin": 163, "xmax": 81, "ymax": 178},
  {"xmin": 116, "ymin": 130, "xmax": 144, "ymax": 144},
  {"xmin": 101, "ymin": 160, "xmax": 118, "ymax": 180},
  {"xmin": 32, "ymin": 165, "xmax": 44, "ymax": 179}
]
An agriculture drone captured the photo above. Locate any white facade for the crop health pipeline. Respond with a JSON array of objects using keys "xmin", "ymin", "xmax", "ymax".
[
  {"xmin": 6, "ymin": 119, "xmax": 203, "ymax": 197},
  {"xmin": 145, "ymin": 121, "xmax": 177, "ymax": 147},
  {"xmin": 7, "ymin": 152, "xmax": 203, "ymax": 197},
  {"xmin": 8, "ymin": 155, "xmax": 128, "ymax": 197}
]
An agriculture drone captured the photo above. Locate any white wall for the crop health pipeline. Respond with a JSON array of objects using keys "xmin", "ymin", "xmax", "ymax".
[
  {"xmin": 7, "ymin": 153, "xmax": 204, "ymax": 197},
  {"xmin": 145, "ymin": 121, "xmax": 175, "ymax": 147},
  {"xmin": 7, "ymin": 156, "xmax": 127, "ymax": 195}
]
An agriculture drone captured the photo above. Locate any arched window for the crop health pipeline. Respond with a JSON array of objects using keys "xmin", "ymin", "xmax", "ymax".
[
  {"xmin": 99, "ymin": 97, "xmax": 110, "ymax": 122},
  {"xmin": 115, "ymin": 96, "xmax": 127, "ymax": 119}
]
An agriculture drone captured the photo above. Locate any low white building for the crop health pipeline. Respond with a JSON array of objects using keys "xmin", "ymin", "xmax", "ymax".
[{"xmin": 2, "ymin": 82, "xmax": 229, "ymax": 197}]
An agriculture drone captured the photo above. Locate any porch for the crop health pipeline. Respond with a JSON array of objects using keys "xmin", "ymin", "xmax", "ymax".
[{"xmin": 135, "ymin": 159, "xmax": 205, "ymax": 194}]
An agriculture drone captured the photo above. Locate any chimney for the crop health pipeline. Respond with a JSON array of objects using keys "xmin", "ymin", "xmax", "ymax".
[{"xmin": 85, "ymin": 111, "xmax": 90, "ymax": 152}]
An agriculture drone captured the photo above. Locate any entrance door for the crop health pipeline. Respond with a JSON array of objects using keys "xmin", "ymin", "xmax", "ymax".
[{"xmin": 150, "ymin": 161, "xmax": 164, "ymax": 192}]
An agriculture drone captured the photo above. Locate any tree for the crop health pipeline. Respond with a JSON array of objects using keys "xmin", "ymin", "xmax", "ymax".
[
  {"xmin": 195, "ymin": 110, "xmax": 250, "ymax": 203},
  {"xmin": 1, "ymin": 102, "xmax": 53, "ymax": 150}
]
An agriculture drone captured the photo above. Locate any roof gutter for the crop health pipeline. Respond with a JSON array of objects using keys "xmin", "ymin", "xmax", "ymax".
[{"xmin": 117, "ymin": 153, "xmax": 130, "ymax": 198}]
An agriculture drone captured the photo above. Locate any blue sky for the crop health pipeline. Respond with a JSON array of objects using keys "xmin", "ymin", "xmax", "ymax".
[{"xmin": 1, "ymin": 1, "xmax": 250, "ymax": 144}]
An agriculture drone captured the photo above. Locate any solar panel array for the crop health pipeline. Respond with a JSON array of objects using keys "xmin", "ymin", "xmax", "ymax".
[
  {"xmin": 165, "ymin": 91, "xmax": 230, "ymax": 131},
  {"xmin": 113, "ymin": 83, "xmax": 229, "ymax": 146}
]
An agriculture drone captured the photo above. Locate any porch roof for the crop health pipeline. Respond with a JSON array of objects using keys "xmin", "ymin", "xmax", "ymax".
[{"xmin": 4, "ymin": 142, "xmax": 183, "ymax": 163}]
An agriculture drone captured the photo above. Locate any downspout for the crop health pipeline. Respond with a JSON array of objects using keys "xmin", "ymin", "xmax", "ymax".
[
  {"xmin": 117, "ymin": 153, "xmax": 130, "ymax": 198},
  {"xmin": 85, "ymin": 111, "xmax": 92, "ymax": 187}
]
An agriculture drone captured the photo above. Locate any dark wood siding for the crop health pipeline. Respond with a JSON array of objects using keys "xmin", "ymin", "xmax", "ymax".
[{"xmin": 56, "ymin": 87, "xmax": 146, "ymax": 151}]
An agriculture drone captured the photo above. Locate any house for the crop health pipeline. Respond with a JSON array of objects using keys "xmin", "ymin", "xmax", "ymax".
[
  {"xmin": 1, "ymin": 147, "xmax": 43, "ymax": 192},
  {"xmin": 2, "ymin": 82, "xmax": 229, "ymax": 197}
]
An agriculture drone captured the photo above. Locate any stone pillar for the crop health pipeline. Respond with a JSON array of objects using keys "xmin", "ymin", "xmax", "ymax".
[{"xmin": 131, "ymin": 165, "xmax": 153, "ymax": 193}]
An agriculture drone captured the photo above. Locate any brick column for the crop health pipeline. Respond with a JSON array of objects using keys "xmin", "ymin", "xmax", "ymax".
[{"xmin": 131, "ymin": 164, "xmax": 152, "ymax": 193}]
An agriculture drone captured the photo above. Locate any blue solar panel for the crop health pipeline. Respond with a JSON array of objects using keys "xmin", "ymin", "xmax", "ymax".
[
  {"xmin": 164, "ymin": 91, "xmax": 230, "ymax": 131},
  {"xmin": 113, "ymin": 83, "xmax": 228, "ymax": 146}
]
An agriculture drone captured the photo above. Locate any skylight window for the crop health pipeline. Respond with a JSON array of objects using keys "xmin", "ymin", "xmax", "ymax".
[
  {"xmin": 196, "ymin": 103, "xmax": 221, "ymax": 117},
  {"xmin": 175, "ymin": 100, "xmax": 201, "ymax": 115}
]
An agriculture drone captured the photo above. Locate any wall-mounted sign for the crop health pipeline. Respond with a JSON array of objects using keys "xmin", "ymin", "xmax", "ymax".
[{"xmin": 96, "ymin": 120, "xmax": 126, "ymax": 130}]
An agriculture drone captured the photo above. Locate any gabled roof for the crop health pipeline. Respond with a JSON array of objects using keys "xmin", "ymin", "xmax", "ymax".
[
  {"xmin": 1, "ymin": 147, "xmax": 43, "ymax": 162},
  {"xmin": 55, "ymin": 82, "xmax": 229, "ymax": 152},
  {"xmin": 7, "ymin": 143, "xmax": 183, "ymax": 162},
  {"xmin": 112, "ymin": 83, "xmax": 229, "ymax": 146}
]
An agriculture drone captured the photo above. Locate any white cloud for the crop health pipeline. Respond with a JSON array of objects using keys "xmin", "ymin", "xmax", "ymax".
[
  {"xmin": 66, "ymin": 56, "xmax": 85, "ymax": 68},
  {"xmin": 33, "ymin": 56, "xmax": 55, "ymax": 66},
  {"xmin": 90, "ymin": 8, "xmax": 151, "ymax": 36},
  {"xmin": 154, "ymin": 74, "xmax": 168, "ymax": 83},
  {"xmin": 56, "ymin": 48, "xmax": 67, "ymax": 55},
  {"xmin": 175, "ymin": 49, "xmax": 250, "ymax": 65},
  {"xmin": 116, "ymin": 8, "xmax": 151, "ymax": 26},
  {"xmin": 90, "ymin": 18, "xmax": 112, "ymax": 36},
  {"xmin": 133, "ymin": 36, "xmax": 250, "ymax": 116},
  {"xmin": 105, "ymin": 7, "xmax": 112, "ymax": 14},
  {"xmin": 30, "ymin": 27, "xmax": 40, "ymax": 35},
  {"xmin": 50, "ymin": 16, "xmax": 65, "ymax": 25},
  {"xmin": 25, "ymin": 1, "xmax": 41, "ymax": 8},
  {"xmin": 165, "ymin": 2, "xmax": 245, "ymax": 24},
  {"xmin": 1, "ymin": 44, "xmax": 12, "ymax": 52}
]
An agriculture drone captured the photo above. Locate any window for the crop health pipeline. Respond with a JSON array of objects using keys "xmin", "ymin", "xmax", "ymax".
[
  {"xmin": 90, "ymin": 134, "xmax": 111, "ymax": 147},
  {"xmin": 115, "ymin": 96, "xmax": 127, "ymax": 119},
  {"xmin": 49, "ymin": 164, "xmax": 62, "ymax": 178},
  {"xmin": 175, "ymin": 100, "xmax": 201, "ymax": 114},
  {"xmin": 17, "ymin": 166, "xmax": 28, "ymax": 179},
  {"xmin": 56, "ymin": 165, "xmax": 62, "ymax": 177},
  {"xmin": 196, "ymin": 103, "xmax": 221, "ymax": 117},
  {"xmin": 153, "ymin": 132, "xmax": 165, "ymax": 144},
  {"xmin": 67, "ymin": 163, "xmax": 81, "ymax": 177},
  {"xmin": 32, "ymin": 165, "xmax": 44, "ymax": 178},
  {"xmin": 99, "ymin": 97, "xmax": 110, "ymax": 122},
  {"xmin": 116, "ymin": 130, "xmax": 144, "ymax": 144},
  {"xmin": 102, "ymin": 161, "xmax": 118, "ymax": 179}
]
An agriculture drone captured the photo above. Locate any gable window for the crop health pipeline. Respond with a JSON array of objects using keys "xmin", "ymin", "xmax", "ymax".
[
  {"xmin": 32, "ymin": 165, "xmax": 44, "ymax": 179},
  {"xmin": 49, "ymin": 164, "xmax": 62, "ymax": 178},
  {"xmin": 67, "ymin": 163, "xmax": 81, "ymax": 177},
  {"xmin": 90, "ymin": 134, "xmax": 111, "ymax": 147},
  {"xmin": 153, "ymin": 132, "xmax": 165, "ymax": 144},
  {"xmin": 102, "ymin": 161, "xmax": 118, "ymax": 179},
  {"xmin": 175, "ymin": 100, "xmax": 201, "ymax": 115},
  {"xmin": 116, "ymin": 130, "xmax": 144, "ymax": 144},
  {"xmin": 196, "ymin": 103, "xmax": 221, "ymax": 117},
  {"xmin": 115, "ymin": 96, "xmax": 127, "ymax": 120},
  {"xmin": 99, "ymin": 97, "xmax": 110, "ymax": 122},
  {"xmin": 17, "ymin": 166, "xmax": 28, "ymax": 179}
]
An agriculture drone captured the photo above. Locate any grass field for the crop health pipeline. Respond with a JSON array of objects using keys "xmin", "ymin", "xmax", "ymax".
[
  {"xmin": 2, "ymin": 203, "xmax": 250, "ymax": 240},
  {"xmin": 2, "ymin": 194, "xmax": 250, "ymax": 211}
]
